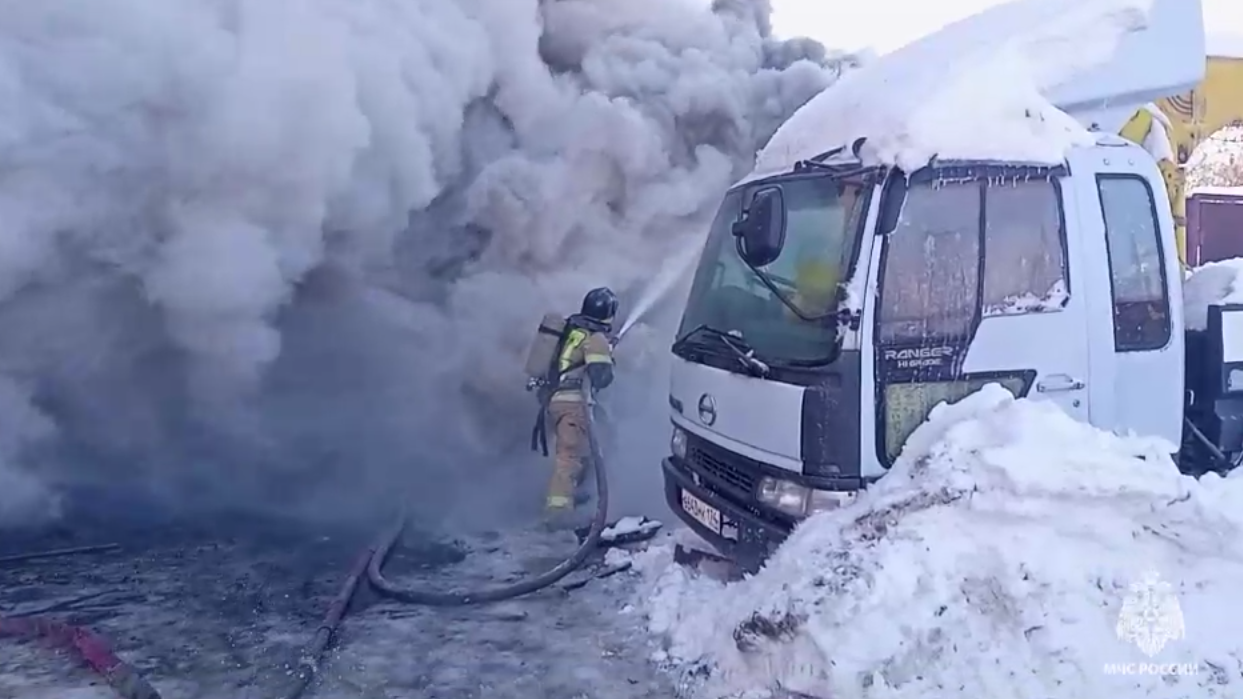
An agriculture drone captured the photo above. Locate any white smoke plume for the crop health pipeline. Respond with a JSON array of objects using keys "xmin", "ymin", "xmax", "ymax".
[{"xmin": 0, "ymin": 0, "xmax": 851, "ymax": 527}]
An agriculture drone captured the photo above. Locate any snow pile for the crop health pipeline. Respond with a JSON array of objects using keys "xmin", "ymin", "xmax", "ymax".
[
  {"xmin": 602, "ymin": 515, "xmax": 664, "ymax": 542},
  {"xmin": 1184, "ymin": 258, "xmax": 1243, "ymax": 330},
  {"xmin": 750, "ymin": 0, "xmax": 1154, "ymax": 176},
  {"xmin": 638, "ymin": 384, "xmax": 1243, "ymax": 698}
]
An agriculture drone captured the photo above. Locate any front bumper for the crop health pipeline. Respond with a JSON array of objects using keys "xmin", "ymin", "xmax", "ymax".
[{"xmin": 661, "ymin": 457, "xmax": 790, "ymax": 569}]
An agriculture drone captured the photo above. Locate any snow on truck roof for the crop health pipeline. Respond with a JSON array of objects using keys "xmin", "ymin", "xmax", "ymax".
[{"xmin": 741, "ymin": 0, "xmax": 1205, "ymax": 184}]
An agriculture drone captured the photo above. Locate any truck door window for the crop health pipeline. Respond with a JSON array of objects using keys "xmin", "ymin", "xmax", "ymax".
[
  {"xmin": 879, "ymin": 178, "xmax": 1069, "ymax": 344},
  {"xmin": 677, "ymin": 174, "xmax": 870, "ymax": 364},
  {"xmin": 982, "ymin": 181, "xmax": 1068, "ymax": 315},
  {"xmin": 877, "ymin": 180, "xmax": 982, "ymax": 344},
  {"xmin": 1096, "ymin": 175, "xmax": 1171, "ymax": 351}
]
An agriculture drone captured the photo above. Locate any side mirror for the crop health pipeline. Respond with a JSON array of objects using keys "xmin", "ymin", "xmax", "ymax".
[{"xmin": 733, "ymin": 187, "xmax": 786, "ymax": 267}]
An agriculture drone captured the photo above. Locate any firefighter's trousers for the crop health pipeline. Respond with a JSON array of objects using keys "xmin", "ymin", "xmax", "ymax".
[{"xmin": 545, "ymin": 400, "xmax": 589, "ymax": 510}]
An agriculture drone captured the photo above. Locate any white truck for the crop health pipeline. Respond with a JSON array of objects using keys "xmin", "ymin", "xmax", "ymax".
[{"xmin": 661, "ymin": 0, "xmax": 1242, "ymax": 569}]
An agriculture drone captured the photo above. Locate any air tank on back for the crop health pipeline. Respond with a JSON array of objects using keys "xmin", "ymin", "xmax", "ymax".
[{"xmin": 524, "ymin": 312, "xmax": 567, "ymax": 380}]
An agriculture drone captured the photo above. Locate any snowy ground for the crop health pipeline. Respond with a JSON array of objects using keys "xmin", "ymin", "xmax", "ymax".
[
  {"xmin": 0, "ymin": 510, "xmax": 673, "ymax": 699},
  {"xmin": 629, "ymin": 385, "xmax": 1243, "ymax": 699}
]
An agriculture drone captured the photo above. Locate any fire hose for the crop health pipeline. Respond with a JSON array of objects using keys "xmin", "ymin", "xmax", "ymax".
[
  {"xmin": 283, "ymin": 546, "xmax": 379, "ymax": 699},
  {"xmin": 0, "ymin": 615, "xmax": 160, "ymax": 699},
  {"xmin": 0, "ymin": 377, "xmax": 619, "ymax": 699},
  {"xmin": 282, "ymin": 377, "xmax": 618, "ymax": 698},
  {"xmin": 3, "ymin": 329, "xmax": 636, "ymax": 696},
  {"xmin": 366, "ymin": 379, "xmax": 612, "ymax": 605},
  {"xmin": 283, "ymin": 380, "xmax": 616, "ymax": 696}
]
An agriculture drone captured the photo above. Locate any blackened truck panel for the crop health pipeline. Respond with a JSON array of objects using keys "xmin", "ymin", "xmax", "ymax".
[{"xmin": 1188, "ymin": 191, "xmax": 1243, "ymax": 266}]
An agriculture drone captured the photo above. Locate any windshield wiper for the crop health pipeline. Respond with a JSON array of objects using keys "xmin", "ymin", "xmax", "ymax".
[{"xmin": 671, "ymin": 324, "xmax": 769, "ymax": 377}]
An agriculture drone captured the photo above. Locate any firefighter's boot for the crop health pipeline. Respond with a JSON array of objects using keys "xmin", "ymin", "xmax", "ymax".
[{"xmin": 542, "ymin": 495, "xmax": 577, "ymax": 531}]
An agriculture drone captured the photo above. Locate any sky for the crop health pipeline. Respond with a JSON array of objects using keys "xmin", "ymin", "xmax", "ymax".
[{"xmin": 771, "ymin": 0, "xmax": 1241, "ymax": 55}]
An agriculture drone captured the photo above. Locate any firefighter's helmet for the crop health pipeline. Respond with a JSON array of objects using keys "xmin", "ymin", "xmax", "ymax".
[{"xmin": 581, "ymin": 287, "xmax": 618, "ymax": 324}]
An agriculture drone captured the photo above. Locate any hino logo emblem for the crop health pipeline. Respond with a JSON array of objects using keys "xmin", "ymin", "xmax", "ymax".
[{"xmin": 697, "ymin": 394, "xmax": 717, "ymax": 426}]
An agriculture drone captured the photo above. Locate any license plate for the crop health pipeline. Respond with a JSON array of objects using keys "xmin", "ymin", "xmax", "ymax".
[{"xmin": 680, "ymin": 490, "xmax": 721, "ymax": 534}]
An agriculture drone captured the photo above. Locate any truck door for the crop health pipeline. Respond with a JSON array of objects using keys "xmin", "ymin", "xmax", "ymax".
[
  {"xmin": 1073, "ymin": 150, "xmax": 1184, "ymax": 446},
  {"xmin": 868, "ymin": 165, "xmax": 1090, "ymax": 466}
]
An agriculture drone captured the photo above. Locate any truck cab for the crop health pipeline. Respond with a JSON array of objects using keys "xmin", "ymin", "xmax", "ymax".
[
  {"xmin": 658, "ymin": 0, "xmax": 1243, "ymax": 570},
  {"xmin": 664, "ymin": 138, "xmax": 1200, "ymax": 567}
]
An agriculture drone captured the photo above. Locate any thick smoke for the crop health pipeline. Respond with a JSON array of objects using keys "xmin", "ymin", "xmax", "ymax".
[{"xmin": 0, "ymin": 0, "xmax": 849, "ymax": 528}]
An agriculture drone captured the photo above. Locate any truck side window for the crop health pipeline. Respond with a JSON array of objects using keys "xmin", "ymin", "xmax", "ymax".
[
  {"xmin": 1097, "ymin": 175, "xmax": 1171, "ymax": 351},
  {"xmin": 982, "ymin": 181, "xmax": 1068, "ymax": 316},
  {"xmin": 877, "ymin": 180, "xmax": 981, "ymax": 343}
]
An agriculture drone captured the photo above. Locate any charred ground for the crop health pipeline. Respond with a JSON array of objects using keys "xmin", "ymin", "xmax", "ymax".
[{"xmin": 0, "ymin": 499, "xmax": 672, "ymax": 699}]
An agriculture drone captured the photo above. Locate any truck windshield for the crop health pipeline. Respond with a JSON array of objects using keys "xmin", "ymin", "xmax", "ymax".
[{"xmin": 676, "ymin": 172, "xmax": 872, "ymax": 365}]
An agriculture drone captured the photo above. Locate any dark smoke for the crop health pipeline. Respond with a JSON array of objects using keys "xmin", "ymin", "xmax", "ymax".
[{"xmin": 0, "ymin": 0, "xmax": 852, "ymax": 528}]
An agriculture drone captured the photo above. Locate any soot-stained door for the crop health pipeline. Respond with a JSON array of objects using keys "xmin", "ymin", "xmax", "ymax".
[{"xmin": 871, "ymin": 167, "xmax": 1090, "ymax": 466}]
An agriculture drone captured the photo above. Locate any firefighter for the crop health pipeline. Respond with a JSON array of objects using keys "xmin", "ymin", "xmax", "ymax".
[{"xmin": 540, "ymin": 287, "xmax": 618, "ymax": 525}]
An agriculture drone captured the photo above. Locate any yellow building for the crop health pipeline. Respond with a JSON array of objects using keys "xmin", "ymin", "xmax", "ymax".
[{"xmin": 1119, "ymin": 48, "xmax": 1243, "ymax": 266}]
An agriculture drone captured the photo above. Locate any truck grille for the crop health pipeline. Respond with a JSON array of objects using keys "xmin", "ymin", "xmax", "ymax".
[{"xmin": 686, "ymin": 436, "xmax": 760, "ymax": 496}]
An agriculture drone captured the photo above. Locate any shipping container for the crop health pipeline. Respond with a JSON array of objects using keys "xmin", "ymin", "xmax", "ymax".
[{"xmin": 1187, "ymin": 186, "xmax": 1243, "ymax": 265}]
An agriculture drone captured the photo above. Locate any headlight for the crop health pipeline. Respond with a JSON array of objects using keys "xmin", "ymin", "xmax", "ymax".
[
  {"xmin": 757, "ymin": 477, "xmax": 808, "ymax": 517},
  {"xmin": 671, "ymin": 426, "xmax": 688, "ymax": 460},
  {"xmin": 807, "ymin": 488, "xmax": 857, "ymax": 515},
  {"xmin": 758, "ymin": 476, "xmax": 857, "ymax": 518}
]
